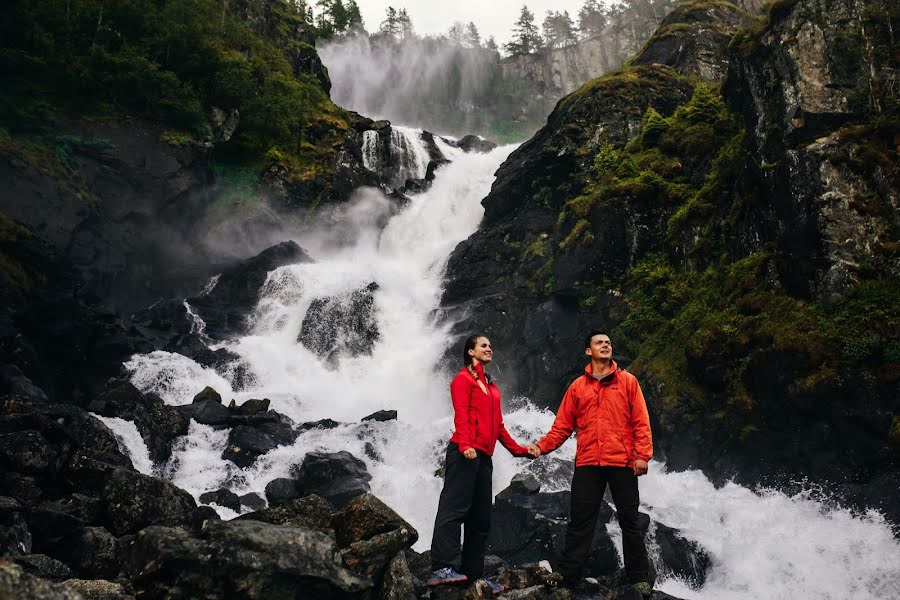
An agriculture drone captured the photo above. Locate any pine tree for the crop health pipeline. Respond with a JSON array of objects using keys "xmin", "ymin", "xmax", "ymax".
[
  {"xmin": 578, "ymin": 0, "xmax": 607, "ymax": 39},
  {"xmin": 379, "ymin": 6, "xmax": 400, "ymax": 38},
  {"xmin": 505, "ymin": 5, "xmax": 542, "ymax": 56},
  {"xmin": 485, "ymin": 35, "xmax": 500, "ymax": 55},
  {"xmin": 464, "ymin": 22, "xmax": 481, "ymax": 48},
  {"xmin": 398, "ymin": 8, "xmax": 415, "ymax": 39},
  {"xmin": 447, "ymin": 21, "xmax": 465, "ymax": 46},
  {"xmin": 345, "ymin": 0, "xmax": 363, "ymax": 30},
  {"xmin": 542, "ymin": 11, "xmax": 577, "ymax": 49}
]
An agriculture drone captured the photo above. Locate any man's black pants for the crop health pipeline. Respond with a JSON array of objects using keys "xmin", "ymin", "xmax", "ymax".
[
  {"xmin": 558, "ymin": 465, "xmax": 652, "ymax": 584},
  {"xmin": 430, "ymin": 442, "xmax": 493, "ymax": 579}
]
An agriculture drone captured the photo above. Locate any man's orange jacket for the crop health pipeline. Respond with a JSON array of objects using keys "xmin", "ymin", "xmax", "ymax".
[{"xmin": 536, "ymin": 361, "xmax": 653, "ymax": 467}]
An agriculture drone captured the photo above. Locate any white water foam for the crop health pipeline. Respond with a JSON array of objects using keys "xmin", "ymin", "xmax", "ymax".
[
  {"xmin": 91, "ymin": 414, "xmax": 154, "ymax": 475},
  {"xmin": 122, "ymin": 127, "xmax": 900, "ymax": 598}
]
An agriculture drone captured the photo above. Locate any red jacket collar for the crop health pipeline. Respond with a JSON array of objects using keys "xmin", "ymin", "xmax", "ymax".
[{"xmin": 584, "ymin": 360, "xmax": 618, "ymax": 380}]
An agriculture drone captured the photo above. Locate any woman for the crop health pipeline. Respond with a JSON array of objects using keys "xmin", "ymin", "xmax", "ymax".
[{"xmin": 427, "ymin": 334, "xmax": 532, "ymax": 594}]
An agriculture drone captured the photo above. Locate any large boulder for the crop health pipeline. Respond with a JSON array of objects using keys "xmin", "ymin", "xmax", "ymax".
[
  {"xmin": 653, "ymin": 522, "xmax": 710, "ymax": 589},
  {"xmin": 298, "ymin": 282, "xmax": 380, "ymax": 365},
  {"xmin": 188, "ymin": 241, "xmax": 313, "ymax": 340},
  {"xmin": 100, "ymin": 469, "xmax": 197, "ymax": 536},
  {"xmin": 239, "ymin": 494, "xmax": 334, "ymax": 531},
  {"xmin": 127, "ymin": 520, "xmax": 372, "ymax": 599},
  {"xmin": 0, "ymin": 561, "xmax": 83, "ymax": 600},
  {"xmin": 0, "ymin": 497, "xmax": 31, "ymax": 556},
  {"xmin": 290, "ymin": 451, "xmax": 372, "ymax": 508},
  {"xmin": 221, "ymin": 412, "xmax": 297, "ymax": 468}
]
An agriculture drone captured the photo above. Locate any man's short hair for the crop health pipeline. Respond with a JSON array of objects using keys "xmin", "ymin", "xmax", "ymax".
[{"xmin": 584, "ymin": 330, "xmax": 609, "ymax": 349}]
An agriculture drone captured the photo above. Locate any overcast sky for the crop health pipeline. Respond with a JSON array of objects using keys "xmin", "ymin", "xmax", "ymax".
[{"xmin": 355, "ymin": 1, "xmax": 596, "ymax": 46}]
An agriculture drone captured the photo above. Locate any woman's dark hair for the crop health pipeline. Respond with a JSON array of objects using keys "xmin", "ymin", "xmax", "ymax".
[{"xmin": 462, "ymin": 333, "xmax": 487, "ymax": 367}]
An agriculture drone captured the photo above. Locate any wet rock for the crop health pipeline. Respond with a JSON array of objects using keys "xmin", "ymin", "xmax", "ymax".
[
  {"xmin": 239, "ymin": 493, "xmax": 266, "ymax": 512},
  {"xmin": 222, "ymin": 425, "xmax": 281, "ymax": 468},
  {"xmin": 298, "ymin": 282, "xmax": 380, "ymax": 365},
  {"xmin": 456, "ymin": 135, "xmax": 498, "ymax": 154},
  {"xmin": 0, "ymin": 430, "xmax": 56, "ymax": 475},
  {"xmin": 341, "ymin": 527, "xmax": 415, "ymax": 580},
  {"xmin": 264, "ymin": 478, "xmax": 300, "ymax": 506},
  {"xmin": 60, "ymin": 579, "xmax": 134, "ymax": 600},
  {"xmin": 380, "ymin": 551, "xmax": 416, "ymax": 600},
  {"xmin": 188, "ymin": 241, "xmax": 314, "ymax": 340},
  {"xmin": 191, "ymin": 386, "xmax": 222, "ymax": 404},
  {"xmin": 362, "ymin": 410, "xmax": 397, "ymax": 423},
  {"xmin": 176, "ymin": 399, "xmax": 230, "ymax": 428},
  {"xmin": 240, "ymin": 494, "xmax": 334, "ymax": 532},
  {"xmin": 163, "ymin": 334, "xmax": 241, "ymax": 371},
  {"xmin": 0, "ymin": 497, "xmax": 31, "ymax": 556},
  {"xmin": 199, "ymin": 489, "xmax": 241, "ymax": 512},
  {"xmin": 487, "ymin": 492, "xmax": 619, "ymax": 576},
  {"xmin": 0, "ymin": 560, "xmax": 83, "ymax": 599},
  {"xmin": 101, "ymin": 468, "xmax": 197, "ymax": 536},
  {"xmin": 300, "ymin": 418, "xmax": 341, "ymax": 431},
  {"xmin": 291, "ymin": 451, "xmax": 372, "ymax": 508},
  {"xmin": 0, "ymin": 473, "xmax": 43, "ymax": 507},
  {"xmin": 331, "ymin": 493, "xmax": 418, "ymax": 548},
  {"xmin": 87, "ymin": 381, "xmax": 189, "ymax": 464},
  {"xmin": 55, "ymin": 527, "xmax": 122, "ymax": 580},
  {"xmin": 496, "ymin": 473, "xmax": 541, "ymax": 499},
  {"xmin": 128, "ymin": 520, "xmax": 372, "ymax": 599},
  {"xmin": 8, "ymin": 554, "xmax": 73, "ymax": 581},
  {"xmin": 653, "ymin": 522, "xmax": 709, "ymax": 588},
  {"xmin": 234, "ymin": 398, "xmax": 270, "ymax": 416},
  {"xmin": 0, "ymin": 365, "xmax": 49, "ymax": 403}
]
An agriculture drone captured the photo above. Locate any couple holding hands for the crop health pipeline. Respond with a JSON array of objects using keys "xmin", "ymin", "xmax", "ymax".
[{"xmin": 427, "ymin": 331, "xmax": 655, "ymax": 598}]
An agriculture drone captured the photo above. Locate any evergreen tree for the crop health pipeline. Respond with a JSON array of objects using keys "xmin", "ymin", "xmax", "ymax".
[
  {"xmin": 578, "ymin": 0, "xmax": 607, "ymax": 39},
  {"xmin": 542, "ymin": 10, "xmax": 577, "ymax": 49},
  {"xmin": 398, "ymin": 8, "xmax": 415, "ymax": 39},
  {"xmin": 346, "ymin": 0, "xmax": 363, "ymax": 30},
  {"xmin": 464, "ymin": 22, "xmax": 482, "ymax": 48},
  {"xmin": 380, "ymin": 6, "xmax": 400, "ymax": 38},
  {"xmin": 485, "ymin": 35, "xmax": 500, "ymax": 55},
  {"xmin": 505, "ymin": 5, "xmax": 542, "ymax": 56},
  {"xmin": 447, "ymin": 21, "xmax": 466, "ymax": 46}
]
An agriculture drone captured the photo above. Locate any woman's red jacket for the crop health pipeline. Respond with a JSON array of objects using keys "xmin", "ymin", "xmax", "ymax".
[{"xmin": 449, "ymin": 363, "xmax": 529, "ymax": 457}]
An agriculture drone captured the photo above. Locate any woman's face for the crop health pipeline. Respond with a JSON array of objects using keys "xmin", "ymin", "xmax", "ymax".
[{"xmin": 469, "ymin": 337, "xmax": 493, "ymax": 365}]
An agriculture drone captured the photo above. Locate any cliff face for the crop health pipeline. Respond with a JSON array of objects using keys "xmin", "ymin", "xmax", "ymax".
[{"xmin": 442, "ymin": 0, "xmax": 899, "ymax": 520}]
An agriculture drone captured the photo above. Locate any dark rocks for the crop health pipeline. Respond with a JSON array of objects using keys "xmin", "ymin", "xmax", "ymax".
[
  {"xmin": 455, "ymin": 135, "xmax": 498, "ymax": 154},
  {"xmin": 240, "ymin": 494, "xmax": 334, "ymax": 531},
  {"xmin": 487, "ymin": 491, "xmax": 619, "ymax": 577},
  {"xmin": 496, "ymin": 473, "xmax": 541, "ymax": 499},
  {"xmin": 0, "ymin": 497, "xmax": 31, "ymax": 556},
  {"xmin": 55, "ymin": 526, "xmax": 123, "ymax": 579},
  {"xmin": 291, "ymin": 451, "xmax": 372, "ymax": 508},
  {"xmin": 87, "ymin": 380, "xmax": 189, "ymax": 464},
  {"xmin": 187, "ymin": 241, "xmax": 314, "ymax": 341},
  {"xmin": 362, "ymin": 410, "xmax": 397, "ymax": 422},
  {"xmin": 0, "ymin": 365, "xmax": 49, "ymax": 403},
  {"xmin": 653, "ymin": 522, "xmax": 710, "ymax": 588},
  {"xmin": 222, "ymin": 412, "xmax": 297, "ymax": 468},
  {"xmin": 191, "ymin": 386, "xmax": 222, "ymax": 404},
  {"xmin": 331, "ymin": 493, "xmax": 418, "ymax": 549},
  {"xmin": 239, "ymin": 493, "xmax": 266, "ymax": 512},
  {"xmin": 298, "ymin": 282, "xmax": 380, "ymax": 365},
  {"xmin": 127, "ymin": 520, "xmax": 372, "ymax": 599},
  {"xmin": 631, "ymin": 1, "xmax": 749, "ymax": 81},
  {"xmin": 380, "ymin": 552, "xmax": 416, "ymax": 599},
  {"xmin": 101, "ymin": 468, "xmax": 197, "ymax": 536},
  {"xmin": 264, "ymin": 478, "xmax": 301, "ymax": 506},
  {"xmin": 60, "ymin": 578, "xmax": 134, "ymax": 600},
  {"xmin": 176, "ymin": 399, "xmax": 231, "ymax": 427},
  {"xmin": 8, "ymin": 554, "xmax": 74, "ymax": 581},
  {"xmin": 198, "ymin": 489, "xmax": 241, "ymax": 512},
  {"xmin": 0, "ymin": 561, "xmax": 83, "ymax": 600},
  {"xmin": 234, "ymin": 398, "xmax": 270, "ymax": 416}
]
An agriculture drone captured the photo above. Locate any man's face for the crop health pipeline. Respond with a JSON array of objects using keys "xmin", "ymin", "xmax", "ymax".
[{"xmin": 585, "ymin": 334, "xmax": 613, "ymax": 361}]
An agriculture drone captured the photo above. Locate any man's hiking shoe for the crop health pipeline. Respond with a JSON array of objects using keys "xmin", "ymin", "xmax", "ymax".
[
  {"xmin": 633, "ymin": 581, "xmax": 653, "ymax": 598},
  {"xmin": 482, "ymin": 578, "xmax": 505, "ymax": 596},
  {"xmin": 426, "ymin": 567, "xmax": 467, "ymax": 586}
]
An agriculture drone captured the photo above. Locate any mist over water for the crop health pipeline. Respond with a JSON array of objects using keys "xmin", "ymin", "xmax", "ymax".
[
  {"xmin": 118, "ymin": 128, "xmax": 900, "ymax": 599},
  {"xmin": 318, "ymin": 35, "xmax": 512, "ymax": 136}
]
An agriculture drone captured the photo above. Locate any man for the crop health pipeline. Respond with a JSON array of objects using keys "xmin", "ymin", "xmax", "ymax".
[{"xmin": 527, "ymin": 331, "xmax": 654, "ymax": 597}]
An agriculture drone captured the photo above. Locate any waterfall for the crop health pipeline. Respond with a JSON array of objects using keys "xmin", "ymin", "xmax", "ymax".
[
  {"xmin": 121, "ymin": 129, "xmax": 900, "ymax": 599},
  {"xmin": 359, "ymin": 125, "xmax": 438, "ymax": 190}
]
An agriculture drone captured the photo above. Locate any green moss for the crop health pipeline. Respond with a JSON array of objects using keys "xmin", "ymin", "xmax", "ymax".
[
  {"xmin": 890, "ymin": 416, "xmax": 900, "ymax": 446},
  {"xmin": 524, "ymin": 234, "xmax": 551, "ymax": 259},
  {"xmin": 559, "ymin": 219, "xmax": 593, "ymax": 252}
]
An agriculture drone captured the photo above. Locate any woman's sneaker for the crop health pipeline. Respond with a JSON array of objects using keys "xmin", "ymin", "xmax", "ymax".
[
  {"xmin": 426, "ymin": 567, "xmax": 467, "ymax": 586},
  {"xmin": 482, "ymin": 578, "xmax": 505, "ymax": 596}
]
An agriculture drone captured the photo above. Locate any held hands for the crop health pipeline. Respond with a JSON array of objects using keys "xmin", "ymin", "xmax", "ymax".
[
  {"xmin": 526, "ymin": 444, "xmax": 541, "ymax": 458},
  {"xmin": 462, "ymin": 447, "xmax": 477, "ymax": 460},
  {"xmin": 633, "ymin": 459, "xmax": 649, "ymax": 476}
]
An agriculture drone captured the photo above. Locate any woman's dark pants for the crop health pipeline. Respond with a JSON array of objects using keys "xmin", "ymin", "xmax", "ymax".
[
  {"xmin": 558, "ymin": 465, "xmax": 652, "ymax": 584},
  {"xmin": 430, "ymin": 442, "xmax": 493, "ymax": 580}
]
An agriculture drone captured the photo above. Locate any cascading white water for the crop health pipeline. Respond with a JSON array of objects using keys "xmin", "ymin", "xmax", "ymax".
[{"xmin": 119, "ymin": 128, "xmax": 900, "ymax": 600}]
